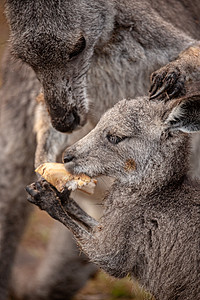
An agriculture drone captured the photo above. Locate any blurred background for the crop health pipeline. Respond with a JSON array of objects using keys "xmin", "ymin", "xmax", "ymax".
[
  {"xmin": 0, "ymin": 2, "xmax": 152, "ymax": 299},
  {"xmin": 0, "ymin": 1, "xmax": 9, "ymax": 83}
]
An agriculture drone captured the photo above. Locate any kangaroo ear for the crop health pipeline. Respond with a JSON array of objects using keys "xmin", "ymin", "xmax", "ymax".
[{"xmin": 165, "ymin": 96, "xmax": 200, "ymax": 133}]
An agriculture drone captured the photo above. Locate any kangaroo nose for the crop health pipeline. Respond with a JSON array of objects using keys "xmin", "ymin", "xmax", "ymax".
[
  {"xmin": 50, "ymin": 109, "xmax": 81, "ymax": 133},
  {"xmin": 63, "ymin": 154, "xmax": 75, "ymax": 163}
]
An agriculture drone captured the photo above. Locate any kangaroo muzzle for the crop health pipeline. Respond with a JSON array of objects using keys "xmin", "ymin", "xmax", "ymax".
[{"xmin": 49, "ymin": 107, "xmax": 81, "ymax": 133}]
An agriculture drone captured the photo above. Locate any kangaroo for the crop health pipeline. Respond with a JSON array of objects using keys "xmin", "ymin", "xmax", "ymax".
[
  {"xmin": 27, "ymin": 93, "xmax": 200, "ymax": 300},
  {"xmin": 5, "ymin": 0, "xmax": 200, "ymax": 132},
  {"xmin": 2, "ymin": 0, "xmax": 200, "ymax": 298}
]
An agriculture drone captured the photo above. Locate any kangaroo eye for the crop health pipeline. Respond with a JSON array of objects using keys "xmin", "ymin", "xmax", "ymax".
[
  {"xmin": 106, "ymin": 134, "xmax": 126, "ymax": 144},
  {"xmin": 69, "ymin": 36, "xmax": 86, "ymax": 59}
]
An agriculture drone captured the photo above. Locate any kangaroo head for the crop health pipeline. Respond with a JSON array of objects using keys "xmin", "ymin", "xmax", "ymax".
[
  {"xmin": 63, "ymin": 96, "xmax": 200, "ymax": 185},
  {"xmin": 6, "ymin": 0, "xmax": 114, "ymax": 132}
]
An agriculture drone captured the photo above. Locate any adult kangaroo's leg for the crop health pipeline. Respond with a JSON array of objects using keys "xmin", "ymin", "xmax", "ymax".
[{"xmin": 0, "ymin": 50, "xmax": 40, "ymax": 299}]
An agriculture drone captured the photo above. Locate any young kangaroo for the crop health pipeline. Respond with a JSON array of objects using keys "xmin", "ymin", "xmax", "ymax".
[
  {"xmin": 27, "ymin": 95, "xmax": 200, "ymax": 300},
  {"xmin": 2, "ymin": 0, "xmax": 200, "ymax": 298}
]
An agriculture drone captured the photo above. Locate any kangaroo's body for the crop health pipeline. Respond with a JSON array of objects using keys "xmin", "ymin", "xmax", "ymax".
[
  {"xmin": 1, "ymin": 0, "xmax": 200, "ymax": 298},
  {"xmin": 28, "ymin": 94, "xmax": 200, "ymax": 300}
]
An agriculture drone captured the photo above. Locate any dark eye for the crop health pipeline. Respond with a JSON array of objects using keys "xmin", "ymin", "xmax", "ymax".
[
  {"xmin": 69, "ymin": 36, "xmax": 86, "ymax": 59},
  {"xmin": 106, "ymin": 134, "xmax": 127, "ymax": 144}
]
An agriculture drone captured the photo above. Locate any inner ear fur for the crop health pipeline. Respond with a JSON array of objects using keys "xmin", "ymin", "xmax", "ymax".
[{"xmin": 162, "ymin": 93, "xmax": 200, "ymax": 133}]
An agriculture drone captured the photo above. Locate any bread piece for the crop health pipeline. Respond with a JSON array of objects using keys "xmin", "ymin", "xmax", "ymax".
[{"xmin": 35, "ymin": 163, "xmax": 97, "ymax": 194}]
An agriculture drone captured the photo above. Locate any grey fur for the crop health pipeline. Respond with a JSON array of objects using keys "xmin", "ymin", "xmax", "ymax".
[
  {"xmin": 1, "ymin": 0, "xmax": 200, "ymax": 298},
  {"xmin": 0, "ymin": 52, "xmax": 38, "ymax": 300},
  {"xmin": 5, "ymin": 0, "xmax": 200, "ymax": 130},
  {"xmin": 27, "ymin": 95, "xmax": 200, "ymax": 300}
]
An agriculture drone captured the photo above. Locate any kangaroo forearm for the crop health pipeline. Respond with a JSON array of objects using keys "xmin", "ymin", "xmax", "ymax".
[
  {"xmin": 50, "ymin": 203, "xmax": 91, "ymax": 240},
  {"xmin": 61, "ymin": 196, "xmax": 99, "ymax": 230},
  {"xmin": 177, "ymin": 43, "xmax": 200, "ymax": 79},
  {"xmin": 179, "ymin": 42, "xmax": 200, "ymax": 63}
]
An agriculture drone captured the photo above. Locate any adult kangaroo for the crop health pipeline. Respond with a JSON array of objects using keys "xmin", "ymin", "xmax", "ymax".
[
  {"xmin": 1, "ymin": 0, "xmax": 200, "ymax": 299},
  {"xmin": 5, "ymin": 0, "xmax": 200, "ymax": 131}
]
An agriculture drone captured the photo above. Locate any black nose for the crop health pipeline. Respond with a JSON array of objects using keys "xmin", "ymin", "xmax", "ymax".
[
  {"xmin": 63, "ymin": 154, "xmax": 75, "ymax": 163},
  {"xmin": 51, "ymin": 110, "xmax": 80, "ymax": 133}
]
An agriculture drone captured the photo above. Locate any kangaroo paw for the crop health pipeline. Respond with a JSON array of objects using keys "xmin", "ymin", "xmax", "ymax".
[
  {"xmin": 149, "ymin": 65, "xmax": 186, "ymax": 101},
  {"xmin": 26, "ymin": 180, "xmax": 93, "ymax": 239},
  {"xmin": 26, "ymin": 179, "xmax": 65, "ymax": 219}
]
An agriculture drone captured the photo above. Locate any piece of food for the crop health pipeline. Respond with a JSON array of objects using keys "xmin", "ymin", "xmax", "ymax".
[{"xmin": 35, "ymin": 163, "xmax": 97, "ymax": 194}]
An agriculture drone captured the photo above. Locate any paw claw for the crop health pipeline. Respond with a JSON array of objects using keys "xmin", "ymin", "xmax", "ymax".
[
  {"xmin": 27, "ymin": 194, "xmax": 35, "ymax": 204},
  {"xmin": 149, "ymin": 65, "xmax": 186, "ymax": 101},
  {"xmin": 26, "ymin": 185, "xmax": 38, "ymax": 198},
  {"xmin": 149, "ymin": 71, "xmax": 166, "ymax": 97},
  {"xmin": 149, "ymin": 84, "xmax": 168, "ymax": 100}
]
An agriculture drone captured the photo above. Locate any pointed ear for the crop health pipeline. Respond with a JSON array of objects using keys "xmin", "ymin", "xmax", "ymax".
[{"xmin": 164, "ymin": 95, "xmax": 200, "ymax": 133}]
